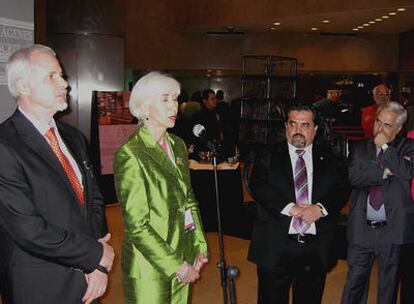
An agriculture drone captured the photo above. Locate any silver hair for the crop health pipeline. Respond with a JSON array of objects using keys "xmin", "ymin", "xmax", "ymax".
[
  {"xmin": 129, "ymin": 71, "xmax": 180, "ymax": 122},
  {"xmin": 6, "ymin": 44, "xmax": 56, "ymax": 99},
  {"xmin": 377, "ymin": 101, "xmax": 407, "ymax": 127},
  {"xmin": 372, "ymin": 84, "xmax": 391, "ymax": 94}
]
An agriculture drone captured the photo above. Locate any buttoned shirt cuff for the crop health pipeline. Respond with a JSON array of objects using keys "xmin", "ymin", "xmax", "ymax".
[
  {"xmin": 281, "ymin": 202, "xmax": 295, "ymax": 216},
  {"xmin": 316, "ymin": 203, "xmax": 328, "ymax": 217}
]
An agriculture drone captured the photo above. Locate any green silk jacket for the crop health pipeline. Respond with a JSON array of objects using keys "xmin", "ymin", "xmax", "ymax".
[{"xmin": 114, "ymin": 126, "xmax": 208, "ymax": 280}]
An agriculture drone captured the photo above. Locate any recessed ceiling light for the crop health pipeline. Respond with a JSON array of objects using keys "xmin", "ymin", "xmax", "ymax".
[
  {"xmin": 311, "ymin": 27, "xmax": 318, "ymax": 31},
  {"xmin": 270, "ymin": 27, "xmax": 275, "ymax": 30},
  {"xmin": 389, "ymin": 12, "xmax": 397, "ymax": 16},
  {"xmin": 353, "ymin": 28, "xmax": 359, "ymax": 31},
  {"xmin": 375, "ymin": 18, "xmax": 382, "ymax": 22},
  {"xmin": 322, "ymin": 20, "xmax": 330, "ymax": 24},
  {"xmin": 382, "ymin": 15, "xmax": 390, "ymax": 19},
  {"xmin": 397, "ymin": 8, "xmax": 406, "ymax": 12},
  {"xmin": 273, "ymin": 22, "xmax": 281, "ymax": 26},
  {"xmin": 369, "ymin": 21, "xmax": 375, "ymax": 24},
  {"xmin": 363, "ymin": 23, "xmax": 370, "ymax": 26},
  {"xmin": 358, "ymin": 26, "xmax": 364, "ymax": 29}
]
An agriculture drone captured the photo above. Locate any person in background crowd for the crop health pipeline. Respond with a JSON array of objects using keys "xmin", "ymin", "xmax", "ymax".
[
  {"xmin": 248, "ymin": 103, "xmax": 350, "ymax": 304},
  {"xmin": 361, "ymin": 84, "xmax": 391, "ymax": 138},
  {"xmin": 342, "ymin": 102, "xmax": 414, "ymax": 304},
  {"xmin": 114, "ymin": 71, "xmax": 208, "ymax": 303},
  {"xmin": 0, "ymin": 44, "xmax": 113, "ymax": 304}
]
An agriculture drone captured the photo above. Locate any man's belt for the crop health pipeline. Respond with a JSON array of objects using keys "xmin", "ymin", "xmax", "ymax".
[
  {"xmin": 288, "ymin": 234, "xmax": 317, "ymax": 244},
  {"xmin": 366, "ymin": 220, "xmax": 387, "ymax": 228}
]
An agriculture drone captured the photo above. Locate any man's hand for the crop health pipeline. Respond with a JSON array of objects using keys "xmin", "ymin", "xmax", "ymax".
[
  {"xmin": 296, "ymin": 205, "xmax": 322, "ymax": 225},
  {"xmin": 98, "ymin": 233, "xmax": 115, "ymax": 271},
  {"xmin": 289, "ymin": 204, "xmax": 307, "ymax": 217},
  {"xmin": 374, "ymin": 132, "xmax": 390, "ymax": 147},
  {"xmin": 193, "ymin": 253, "xmax": 208, "ymax": 272},
  {"xmin": 82, "ymin": 270, "xmax": 108, "ymax": 304}
]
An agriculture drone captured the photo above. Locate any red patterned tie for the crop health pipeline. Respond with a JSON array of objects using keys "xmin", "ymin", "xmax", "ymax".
[{"xmin": 45, "ymin": 128, "xmax": 84, "ymax": 206}]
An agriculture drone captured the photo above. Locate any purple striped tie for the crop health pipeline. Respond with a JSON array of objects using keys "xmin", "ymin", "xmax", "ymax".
[{"xmin": 293, "ymin": 149, "xmax": 310, "ymax": 234}]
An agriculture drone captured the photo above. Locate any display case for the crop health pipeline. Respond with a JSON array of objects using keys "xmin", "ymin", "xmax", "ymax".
[{"xmin": 240, "ymin": 55, "xmax": 297, "ymax": 146}]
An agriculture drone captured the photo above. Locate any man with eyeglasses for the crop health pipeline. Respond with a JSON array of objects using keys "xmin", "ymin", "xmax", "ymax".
[{"xmin": 361, "ymin": 84, "xmax": 392, "ymax": 138}]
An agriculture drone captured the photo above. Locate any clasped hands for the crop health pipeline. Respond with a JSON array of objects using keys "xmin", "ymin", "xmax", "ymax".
[
  {"xmin": 175, "ymin": 253, "xmax": 208, "ymax": 284},
  {"xmin": 82, "ymin": 233, "xmax": 115, "ymax": 304},
  {"xmin": 289, "ymin": 204, "xmax": 321, "ymax": 224}
]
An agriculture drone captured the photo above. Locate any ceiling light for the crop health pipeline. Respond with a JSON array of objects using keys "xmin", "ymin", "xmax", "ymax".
[
  {"xmin": 322, "ymin": 20, "xmax": 330, "ymax": 24},
  {"xmin": 363, "ymin": 23, "xmax": 370, "ymax": 26},
  {"xmin": 273, "ymin": 22, "xmax": 281, "ymax": 26},
  {"xmin": 353, "ymin": 28, "xmax": 359, "ymax": 31},
  {"xmin": 311, "ymin": 27, "xmax": 318, "ymax": 31},
  {"xmin": 389, "ymin": 12, "xmax": 397, "ymax": 16},
  {"xmin": 375, "ymin": 18, "xmax": 382, "ymax": 22},
  {"xmin": 270, "ymin": 27, "xmax": 275, "ymax": 30},
  {"xmin": 397, "ymin": 8, "xmax": 406, "ymax": 12},
  {"xmin": 369, "ymin": 21, "xmax": 375, "ymax": 24},
  {"xmin": 382, "ymin": 15, "xmax": 390, "ymax": 19},
  {"xmin": 358, "ymin": 26, "xmax": 364, "ymax": 29}
]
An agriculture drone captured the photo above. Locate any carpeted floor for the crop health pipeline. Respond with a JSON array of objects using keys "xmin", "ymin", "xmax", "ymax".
[{"xmin": 101, "ymin": 204, "xmax": 392, "ymax": 304}]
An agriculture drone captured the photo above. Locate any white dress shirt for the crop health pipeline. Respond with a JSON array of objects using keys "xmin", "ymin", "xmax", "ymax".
[{"xmin": 280, "ymin": 143, "xmax": 328, "ymax": 234}]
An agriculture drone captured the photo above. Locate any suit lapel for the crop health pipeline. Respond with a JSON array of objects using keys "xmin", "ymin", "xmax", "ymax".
[
  {"xmin": 277, "ymin": 142, "xmax": 296, "ymax": 201},
  {"xmin": 12, "ymin": 111, "xmax": 84, "ymax": 209},
  {"xmin": 137, "ymin": 127, "xmax": 181, "ymax": 180}
]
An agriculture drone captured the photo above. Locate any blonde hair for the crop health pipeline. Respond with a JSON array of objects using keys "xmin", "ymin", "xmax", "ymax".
[{"xmin": 129, "ymin": 71, "xmax": 180, "ymax": 121}]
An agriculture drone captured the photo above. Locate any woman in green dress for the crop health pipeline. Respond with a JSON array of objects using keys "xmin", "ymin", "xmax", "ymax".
[{"xmin": 114, "ymin": 72, "xmax": 208, "ymax": 303}]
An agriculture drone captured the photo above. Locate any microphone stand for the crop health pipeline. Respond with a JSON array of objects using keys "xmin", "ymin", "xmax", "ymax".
[{"xmin": 204, "ymin": 139, "xmax": 239, "ymax": 304}]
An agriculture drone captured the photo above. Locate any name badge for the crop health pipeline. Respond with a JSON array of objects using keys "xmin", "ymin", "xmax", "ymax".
[{"xmin": 184, "ymin": 209, "xmax": 195, "ymax": 233}]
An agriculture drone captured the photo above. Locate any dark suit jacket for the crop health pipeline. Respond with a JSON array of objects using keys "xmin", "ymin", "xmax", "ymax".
[
  {"xmin": 0, "ymin": 110, "xmax": 107, "ymax": 304},
  {"xmin": 248, "ymin": 141, "xmax": 350, "ymax": 271},
  {"xmin": 347, "ymin": 137, "xmax": 414, "ymax": 245}
]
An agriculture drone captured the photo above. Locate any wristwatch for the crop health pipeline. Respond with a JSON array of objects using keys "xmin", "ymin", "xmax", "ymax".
[
  {"xmin": 317, "ymin": 204, "xmax": 327, "ymax": 217},
  {"xmin": 96, "ymin": 264, "xmax": 109, "ymax": 274}
]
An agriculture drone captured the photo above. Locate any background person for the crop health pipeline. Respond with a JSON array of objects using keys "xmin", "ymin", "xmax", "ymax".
[{"xmin": 114, "ymin": 72, "xmax": 208, "ymax": 303}]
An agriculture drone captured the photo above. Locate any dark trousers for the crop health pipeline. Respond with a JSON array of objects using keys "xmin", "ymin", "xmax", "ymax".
[
  {"xmin": 342, "ymin": 228, "xmax": 400, "ymax": 304},
  {"xmin": 400, "ymin": 243, "xmax": 414, "ymax": 304},
  {"xmin": 257, "ymin": 237, "xmax": 326, "ymax": 304}
]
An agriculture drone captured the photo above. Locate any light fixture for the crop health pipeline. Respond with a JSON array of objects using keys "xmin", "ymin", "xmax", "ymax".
[
  {"xmin": 273, "ymin": 22, "xmax": 281, "ymax": 26},
  {"xmin": 375, "ymin": 18, "xmax": 382, "ymax": 22},
  {"xmin": 322, "ymin": 20, "xmax": 330, "ymax": 24},
  {"xmin": 363, "ymin": 23, "xmax": 370, "ymax": 26},
  {"xmin": 311, "ymin": 27, "xmax": 318, "ymax": 31},
  {"xmin": 353, "ymin": 28, "xmax": 359, "ymax": 31},
  {"xmin": 270, "ymin": 27, "xmax": 275, "ymax": 30},
  {"xmin": 382, "ymin": 15, "xmax": 390, "ymax": 19},
  {"xmin": 358, "ymin": 26, "xmax": 364, "ymax": 29},
  {"xmin": 369, "ymin": 21, "xmax": 375, "ymax": 24},
  {"xmin": 389, "ymin": 12, "xmax": 397, "ymax": 16},
  {"xmin": 397, "ymin": 8, "xmax": 406, "ymax": 12}
]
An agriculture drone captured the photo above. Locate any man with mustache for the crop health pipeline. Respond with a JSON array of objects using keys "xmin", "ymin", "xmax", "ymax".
[
  {"xmin": 0, "ymin": 44, "xmax": 114, "ymax": 304},
  {"xmin": 342, "ymin": 102, "xmax": 414, "ymax": 304},
  {"xmin": 248, "ymin": 104, "xmax": 350, "ymax": 304}
]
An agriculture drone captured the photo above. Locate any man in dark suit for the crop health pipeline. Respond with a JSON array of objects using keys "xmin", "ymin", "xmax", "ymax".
[
  {"xmin": 248, "ymin": 104, "xmax": 350, "ymax": 304},
  {"xmin": 0, "ymin": 44, "xmax": 115, "ymax": 304},
  {"xmin": 342, "ymin": 101, "xmax": 414, "ymax": 304}
]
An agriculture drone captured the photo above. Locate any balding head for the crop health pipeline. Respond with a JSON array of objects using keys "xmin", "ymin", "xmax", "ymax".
[{"xmin": 372, "ymin": 84, "xmax": 391, "ymax": 106}]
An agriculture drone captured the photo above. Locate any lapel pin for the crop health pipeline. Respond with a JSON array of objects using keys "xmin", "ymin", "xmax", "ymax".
[{"xmin": 320, "ymin": 156, "xmax": 324, "ymax": 160}]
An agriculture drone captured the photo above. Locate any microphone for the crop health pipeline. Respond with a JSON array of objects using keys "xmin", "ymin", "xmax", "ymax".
[{"xmin": 192, "ymin": 124, "xmax": 217, "ymax": 152}]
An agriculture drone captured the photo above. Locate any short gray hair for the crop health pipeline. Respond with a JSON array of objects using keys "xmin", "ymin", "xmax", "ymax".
[
  {"xmin": 6, "ymin": 44, "xmax": 56, "ymax": 99},
  {"xmin": 377, "ymin": 101, "xmax": 407, "ymax": 127},
  {"xmin": 129, "ymin": 71, "xmax": 180, "ymax": 121}
]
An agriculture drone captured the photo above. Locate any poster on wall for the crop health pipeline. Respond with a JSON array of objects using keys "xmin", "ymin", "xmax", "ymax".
[
  {"xmin": 0, "ymin": 17, "xmax": 34, "ymax": 85},
  {"xmin": 95, "ymin": 91, "xmax": 137, "ymax": 175}
]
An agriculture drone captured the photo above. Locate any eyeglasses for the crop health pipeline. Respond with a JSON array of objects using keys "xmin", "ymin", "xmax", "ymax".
[{"xmin": 375, "ymin": 93, "xmax": 390, "ymax": 97}]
